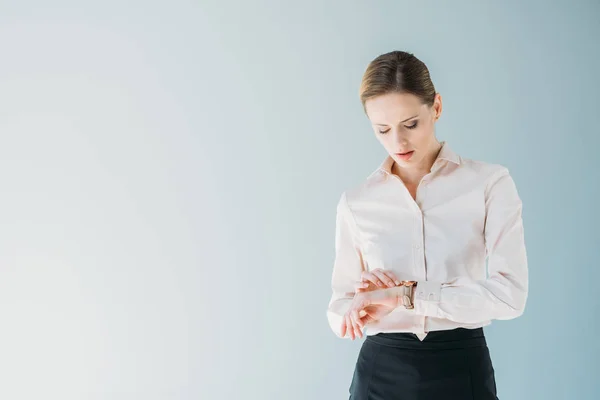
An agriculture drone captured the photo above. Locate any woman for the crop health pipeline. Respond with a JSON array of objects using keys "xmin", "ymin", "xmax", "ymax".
[{"xmin": 326, "ymin": 50, "xmax": 528, "ymax": 399}]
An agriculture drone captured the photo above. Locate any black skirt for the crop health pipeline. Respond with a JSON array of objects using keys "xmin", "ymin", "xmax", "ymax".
[{"xmin": 349, "ymin": 327, "xmax": 498, "ymax": 400}]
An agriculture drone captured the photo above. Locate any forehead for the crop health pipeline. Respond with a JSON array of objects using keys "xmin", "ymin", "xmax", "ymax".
[{"xmin": 365, "ymin": 92, "xmax": 424, "ymax": 123}]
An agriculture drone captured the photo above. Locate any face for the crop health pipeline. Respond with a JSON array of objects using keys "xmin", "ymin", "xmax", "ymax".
[{"xmin": 365, "ymin": 92, "xmax": 442, "ymax": 170}]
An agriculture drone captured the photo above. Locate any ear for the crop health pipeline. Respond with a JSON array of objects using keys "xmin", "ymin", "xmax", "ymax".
[{"xmin": 432, "ymin": 93, "xmax": 443, "ymax": 120}]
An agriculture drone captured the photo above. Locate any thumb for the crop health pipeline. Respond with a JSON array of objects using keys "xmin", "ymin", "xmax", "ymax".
[{"xmin": 360, "ymin": 313, "xmax": 376, "ymax": 325}]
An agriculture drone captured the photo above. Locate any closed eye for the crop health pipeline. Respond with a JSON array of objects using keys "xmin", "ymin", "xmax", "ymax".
[{"xmin": 378, "ymin": 121, "xmax": 418, "ymax": 134}]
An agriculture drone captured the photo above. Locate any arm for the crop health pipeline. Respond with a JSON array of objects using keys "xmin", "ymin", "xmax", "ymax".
[
  {"xmin": 412, "ymin": 168, "xmax": 529, "ymax": 324},
  {"xmin": 326, "ymin": 192, "xmax": 366, "ymax": 338}
]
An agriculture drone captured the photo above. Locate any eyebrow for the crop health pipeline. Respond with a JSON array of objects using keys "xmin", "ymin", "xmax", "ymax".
[{"xmin": 374, "ymin": 114, "xmax": 419, "ymax": 126}]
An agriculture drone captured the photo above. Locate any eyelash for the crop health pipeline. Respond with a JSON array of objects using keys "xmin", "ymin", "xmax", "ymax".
[{"xmin": 378, "ymin": 121, "xmax": 418, "ymax": 134}]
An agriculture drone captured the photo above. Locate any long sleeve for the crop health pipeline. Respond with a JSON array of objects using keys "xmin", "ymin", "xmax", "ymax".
[
  {"xmin": 413, "ymin": 168, "xmax": 529, "ymax": 324},
  {"xmin": 326, "ymin": 192, "xmax": 366, "ymax": 338}
]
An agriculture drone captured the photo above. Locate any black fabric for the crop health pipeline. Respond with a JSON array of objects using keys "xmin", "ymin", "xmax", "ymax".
[{"xmin": 349, "ymin": 327, "xmax": 498, "ymax": 400}]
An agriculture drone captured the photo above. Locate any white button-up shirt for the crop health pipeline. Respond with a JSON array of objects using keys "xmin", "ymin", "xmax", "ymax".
[{"xmin": 326, "ymin": 141, "xmax": 529, "ymax": 341}]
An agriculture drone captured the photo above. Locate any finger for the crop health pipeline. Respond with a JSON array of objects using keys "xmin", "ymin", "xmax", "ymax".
[
  {"xmin": 343, "ymin": 314, "xmax": 350, "ymax": 339},
  {"xmin": 360, "ymin": 313, "xmax": 376, "ymax": 326},
  {"xmin": 351, "ymin": 308, "xmax": 364, "ymax": 329},
  {"xmin": 357, "ymin": 309, "xmax": 372, "ymax": 326},
  {"xmin": 351, "ymin": 316, "xmax": 360, "ymax": 340},
  {"xmin": 372, "ymin": 269, "xmax": 397, "ymax": 287},
  {"xmin": 354, "ymin": 281, "xmax": 370, "ymax": 292},
  {"xmin": 361, "ymin": 271, "xmax": 385, "ymax": 288},
  {"xmin": 340, "ymin": 318, "xmax": 347, "ymax": 338},
  {"xmin": 354, "ymin": 320, "xmax": 363, "ymax": 339},
  {"xmin": 351, "ymin": 299, "xmax": 368, "ymax": 338},
  {"xmin": 365, "ymin": 308, "xmax": 380, "ymax": 320},
  {"xmin": 370, "ymin": 268, "xmax": 399, "ymax": 287},
  {"xmin": 372, "ymin": 269, "xmax": 396, "ymax": 287},
  {"xmin": 358, "ymin": 280, "xmax": 377, "ymax": 292},
  {"xmin": 350, "ymin": 312, "xmax": 363, "ymax": 339},
  {"xmin": 382, "ymin": 270, "xmax": 402, "ymax": 286},
  {"xmin": 345, "ymin": 315, "xmax": 355, "ymax": 340}
]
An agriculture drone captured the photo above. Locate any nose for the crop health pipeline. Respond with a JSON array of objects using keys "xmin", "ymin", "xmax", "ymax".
[{"xmin": 391, "ymin": 130, "xmax": 409, "ymax": 147}]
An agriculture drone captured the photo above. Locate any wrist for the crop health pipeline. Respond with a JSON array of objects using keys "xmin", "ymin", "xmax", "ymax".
[
  {"xmin": 388, "ymin": 285, "xmax": 409, "ymax": 308},
  {"xmin": 391, "ymin": 286, "xmax": 404, "ymax": 307}
]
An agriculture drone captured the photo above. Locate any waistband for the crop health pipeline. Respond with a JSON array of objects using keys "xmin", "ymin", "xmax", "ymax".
[{"xmin": 366, "ymin": 327, "xmax": 487, "ymax": 350}]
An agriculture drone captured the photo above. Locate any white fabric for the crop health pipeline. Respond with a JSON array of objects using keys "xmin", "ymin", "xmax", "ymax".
[{"xmin": 326, "ymin": 141, "xmax": 529, "ymax": 341}]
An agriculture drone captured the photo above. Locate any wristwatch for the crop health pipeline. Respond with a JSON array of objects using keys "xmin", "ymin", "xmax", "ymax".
[{"xmin": 399, "ymin": 280, "xmax": 417, "ymax": 309}]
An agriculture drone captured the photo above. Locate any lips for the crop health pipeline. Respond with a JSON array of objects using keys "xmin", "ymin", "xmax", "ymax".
[{"xmin": 396, "ymin": 150, "xmax": 414, "ymax": 160}]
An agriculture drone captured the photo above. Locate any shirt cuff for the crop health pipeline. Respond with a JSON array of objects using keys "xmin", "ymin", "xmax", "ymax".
[{"xmin": 413, "ymin": 281, "xmax": 443, "ymax": 317}]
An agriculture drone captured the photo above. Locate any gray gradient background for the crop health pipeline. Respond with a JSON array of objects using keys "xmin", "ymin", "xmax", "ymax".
[{"xmin": 0, "ymin": 1, "xmax": 598, "ymax": 399}]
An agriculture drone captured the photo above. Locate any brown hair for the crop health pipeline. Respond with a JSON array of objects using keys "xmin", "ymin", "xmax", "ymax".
[{"xmin": 359, "ymin": 51, "xmax": 437, "ymax": 114}]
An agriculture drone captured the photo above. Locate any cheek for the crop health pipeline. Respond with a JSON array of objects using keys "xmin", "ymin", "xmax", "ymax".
[{"xmin": 415, "ymin": 124, "xmax": 435, "ymax": 142}]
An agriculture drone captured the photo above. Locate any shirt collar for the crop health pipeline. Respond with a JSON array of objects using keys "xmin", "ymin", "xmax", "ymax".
[{"xmin": 372, "ymin": 141, "xmax": 461, "ymax": 177}]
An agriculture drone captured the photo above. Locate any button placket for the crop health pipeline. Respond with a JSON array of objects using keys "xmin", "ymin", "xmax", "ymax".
[{"xmin": 416, "ymin": 210, "xmax": 426, "ymax": 280}]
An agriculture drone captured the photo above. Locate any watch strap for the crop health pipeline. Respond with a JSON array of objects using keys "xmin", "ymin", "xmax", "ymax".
[{"xmin": 400, "ymin": 281, "xmax": 416, "ymax": 309}]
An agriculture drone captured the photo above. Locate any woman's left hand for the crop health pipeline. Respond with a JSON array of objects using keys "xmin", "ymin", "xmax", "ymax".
[{"xmin": 340, "ymin": 288, "xmax": 401, "ymax": 340}]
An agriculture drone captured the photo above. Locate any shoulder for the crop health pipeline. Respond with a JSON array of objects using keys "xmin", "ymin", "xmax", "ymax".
[
  {"xmin": 337, "ymin": 169, "xmax": 388, "ymax": 211},
  {"xmin": 457, "ymin": 156, "xmax": 514, "ymax": 187},
  {"xmin": 459, "ymin": 155, "xmax": 508, "ymax": 177},
  {"xmin": 459, "ymin": 156, "xmax": 522, "ymax": 204}
]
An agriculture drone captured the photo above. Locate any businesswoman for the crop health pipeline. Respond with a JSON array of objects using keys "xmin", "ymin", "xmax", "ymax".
[{"xmin": 326, "ymin": 50, "xmax": 529, "ymax": 399}]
